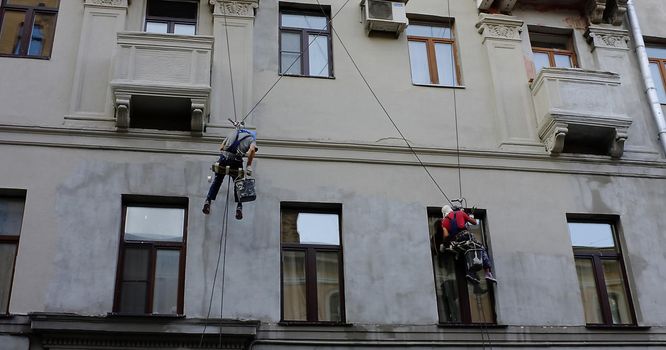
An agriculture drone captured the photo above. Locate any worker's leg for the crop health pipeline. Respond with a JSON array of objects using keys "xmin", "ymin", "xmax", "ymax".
[{"xmin": 203, "ymin": 156, "xmax": 227, "ymax": 214}]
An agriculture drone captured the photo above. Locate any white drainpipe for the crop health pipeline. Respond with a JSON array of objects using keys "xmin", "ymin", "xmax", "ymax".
[{"xmin": 627, "ymin": 0, "xmax": 666, "ymax": 154}]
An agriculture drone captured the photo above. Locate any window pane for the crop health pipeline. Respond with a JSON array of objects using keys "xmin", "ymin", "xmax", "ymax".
[
  {"xmin": 0, "ymin": 10, "xmax": 26, "ymax": 55},
  {"xmin": 297, "ymin": 213, "xmax": 340, "ymax": 245},
  {"xmin": 568, "ymin": 223, "xmax": 615, "ymax": 249},
  {"xmin": 432, "ymin": 244, "xmax": 461, "ymax": 322},
  {"xmin": 0, "ymin": 243, "xmax": 18, "ymax": 313},
  {"xmin": 407, "ymin": 24, "xmax": 451, "ymax": 39},
  {"xmin": 575, "ymin": 258, "xmax": 604, "ymax": 324},
  {"xmin": 280, "ymin": 52, "xmax": 302, "ymax": 75},
  {"xmin": 602, "ymin": 260, "xmax": 632, "ymax": 324},
  {"xmin": 6, "ymin": 0, "xmax": 59, "ymax": 7},
  {"xmin": 122, "ymin": 248, "xmax": 150, "ymax": 281},
  {"xmin": 146, "ymin": 21, "xmax": 168, "ymax": 34},
  {"xmin": 281, "ymin": 14, "xmax": 327, "ymax": 30},
  {"xmin": 125, "ymin": 207, "xmax": 185, "ymax": 242},
  {"xmin": 0, "ymin": 197, "xmax": 25, "ymax": 236},
  {"xmin": 308, "ymin": 34, "xmax": 329, "ymax": 77},
  {"xmin": 173, "ymin": 24, "xmax": 195, "ymax": 35},
  {"xmin": 533, "ymin": 52, "xmax": 551, "ymax": 73},
  {"xmin": 434, "ymin": 42, "xmax": 456, "ymax": 86},
  {"xmin": 316, "ymin": 251, "xmax": 341, "ymax": 322},
  {"xmin": 650, "ymin": 62, "xmax": 666, "ymax": 103},
  {"xmin": 282, "ymin": 250, "xmax": 307, "ymax": 321},
  {"xmin": 281, "ymin": 31, "xmax": 301, "ymax": 52},
  {"xmin": 119, "ymin": 281, "xmax": 148, "ymax": 314},
  {"xmin": 554, "ymin": 54, "xmax": 573, "ymax": 68},
  {"xmin": 27, "ymin": 13, "xmax": 56, "ymax": 57},
  {"xmin": 647, "ymin": 46, "xmax": 666, "ymax": 59},
  {"xmin": 469, "ymin": 277, "xmax": 494, "ymax": 323},
  {"xmin": 152, "ymin": 250, "xmax": 180, "ymax": 314},
  {"xmin": 408, "ymin": 40, "xmax": 430, "ymax": 84}
]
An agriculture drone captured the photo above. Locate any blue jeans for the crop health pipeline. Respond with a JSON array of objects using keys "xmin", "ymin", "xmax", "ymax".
[{"xmin": 206, "ymin": 155, "xmax": 243, "ymax": 202}]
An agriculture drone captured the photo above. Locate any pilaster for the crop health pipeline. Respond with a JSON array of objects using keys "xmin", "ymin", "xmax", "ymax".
[
  {"xmin": 67, "ymin": 0, "xmax": 128, "ymax": 125},
  {"xmin": 209, "ymin": 0, "xmax": 259, "ymax": 133},
  {"xmin": 476, "ymin": 14, "xmax": 541, "ymax": 151}
]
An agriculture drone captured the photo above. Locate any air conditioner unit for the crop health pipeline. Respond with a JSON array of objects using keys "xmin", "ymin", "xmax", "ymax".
[{"xmin": 360, "ymin": 0, "xmax": 409, "ymax": 37}]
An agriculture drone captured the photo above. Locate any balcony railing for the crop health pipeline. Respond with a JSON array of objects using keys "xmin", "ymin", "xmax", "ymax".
[
  {"xmin": 110, "ymin": 32, "xmax": 214, "ymax": 134},
  {"xmin": 530, "ymin": 68, "xmax": 632, "ymax": 158}
]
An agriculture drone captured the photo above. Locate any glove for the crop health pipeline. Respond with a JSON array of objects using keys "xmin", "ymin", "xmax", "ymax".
[{"xmin": 246, "ymin": 165, "xmax": 253, "ymax": 176}]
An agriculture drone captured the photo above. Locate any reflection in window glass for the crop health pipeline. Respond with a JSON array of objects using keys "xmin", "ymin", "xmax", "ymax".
[
  {"xmin": 119, "ymin": 248, "xmax": 150, "ymax": 314},
  {"xmin": 281, "ymin": 14, "xmax": 327, "ymax": 30},
  {"xmin": 152, "ymin": 249, "xmax": 180, "ymax": 314},
  {"xmin": 0, "ymin": 197, "xmax": 25, "ymax": 236},
  {"xmin": 282, "ymin": 250, "xmax": 307, "ymax": 321},
  {"xmin": 568, "ymin": 223, "xmax": 615, "ymax": 249},
  {"xmin": 602, "ymin": 260, "xmax": 632, "ymax": 325},
  {"xmin": 554, "ymin": 54, "xmax": 573, "ymax": 68},
  {"xmin": 533, "ymin": 52, "xmax": 550, "ymax": 73},
  {"xmin": 575, "ymin": 258, "xmax": 603, "ymax": 324},
  {"xmin": 407, "ymin": 24, "xmax": 451, "ymax": 39},
  {"xmin": 650, "ymin": 62, "xmax": 666, "ymax": 103},
  {"xmin": 296, "ymin": 213, "xmax": 339, "ymax": 245},
  {"xmin": 435, "ymin": 42, "xmax": 456, "ymax": 86},
  {"xmin": 408, "ymin": 41, "xmax": 429, "ymax": 84},
  {"xmin": 125, "ymin": 207, "xmax": 185, "ymax": 242},
  {"xmin": 0, "ymin": 10, "xmax": 25, "ymax": 55},
  {"xmin": 647, "ymin": 46, "xmax": 666, "ymax": 59},
  {"xmin": 316, "ymin": 252, "xmax": 341, "ymax": 322},
  {"xmin": 146, "ymin": 21, "xmax": 168, "ymax": 34},
  {"xmin": 173, "ymin": 24, "xmax": 196, "ymax": 35},
  {"xmin": 308, "ymin": 35, "xmax": 329, "ymax": 77},
  {"xmin": 28, "ymin": 13, "xmax": 55, "ymax": 57}
]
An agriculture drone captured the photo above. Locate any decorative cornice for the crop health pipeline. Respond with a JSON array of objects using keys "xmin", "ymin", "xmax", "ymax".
[
  {"xmin": 585, "ymin": 26, "xmax": 630, "ymax": 50},
  {"xmin": 210, "ymin": 0, "xmax": 260, "ymax": 17},
  {"xmin": 84, "ymin": 0, "xmax": 129, "ymax": 8},
  {"xmin": 476, "ymin": 14, "xmax": 524, "ymax": 43}
]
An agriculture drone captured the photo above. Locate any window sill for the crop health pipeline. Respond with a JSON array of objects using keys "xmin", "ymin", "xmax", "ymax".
[
  {"xmin": 412, "ymin": 83, "xmax": 466, "ymax": 89},
  {"xmin": 438, "ymin": 323, "xmax": 505, "ymax": 328},
  {"xmin": 279, "ymin": 73, "xmax": 335, "ymax": 80},
  {"xmin": 106, "ymin": 312, "xmax": 186, "ymax": 319},
  {"xmin": 0, "ymin": 54, "xmax": 51, "ymax": 60},
  {"xmin": 585, "ymin": 324, "xmax": 650, "ymax": 330},
  {"xmin": 278, "ymin": 321, "xmax": 352, "ymax": 327}
]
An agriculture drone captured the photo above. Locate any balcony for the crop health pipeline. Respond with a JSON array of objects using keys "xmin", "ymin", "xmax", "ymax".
[
  {"xmin": 110, "ymin": 32, "xmax": 214, "ymax": 134},
  {"xmin": 479, "ymin": 0, "xmax": 627, "ymax": 26},
  {"xmin": 530, "ymin": 68, "xmax": 632, "ymax": 158}
]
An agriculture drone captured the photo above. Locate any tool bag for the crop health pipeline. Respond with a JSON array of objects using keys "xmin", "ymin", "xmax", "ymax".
[
  {"xmin": 234, "ymin": 177, "xmax": 256, "ymax": 202},
  {"xmin": 464, "ymin": 248, "xmax": 484, "ymax": 273}
]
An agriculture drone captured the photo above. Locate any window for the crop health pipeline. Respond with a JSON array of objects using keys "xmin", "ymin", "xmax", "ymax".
[
  {"xmin": 0, "ymin": 0, "xmax": 59, "ymax": 58},
  {"xmin": 530, "ymin": 31, "xmax": 577, "ymax": 74},
  {"xmin": 114, "ymin": 200, "xmax": 187, "ymax": 315},
  {"xmin": 280, "ymin": 204, "xmax": 344, "ymax": 323},
  {"xmin": 130, "ymin": 95, "xmax": 193, "ymax": 131},
  {"xmin": 428, "ymin": 208, "xmax": 495, "ymax": 324},
  {"xmin": 647, "ymin": 46, "xmax": 666, "ymax": 104},
  {"xmin": 145, "ymin": 0, "xmax": 197, "ymax": 35},
  {"xmin": 0, "ymin": 194, "xmax": 25, "ymax": 314},
  {"xmin": 279, "ymin": 6, "xmax": 332, "ymax": 77},
  {"xmin": 568, "ymin": 220, "xmax": 635, "ymax": 326},
  {"xmin": 406, "ymin": 22, "xmax": 459, "ymax": 86}
]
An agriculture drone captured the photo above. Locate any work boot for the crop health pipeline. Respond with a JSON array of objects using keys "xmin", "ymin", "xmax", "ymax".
[
  {"xmin": 202, "ymin": 200, "xmax": 211, "ymax": 215},
  {"xmin": 235, "ymin": 204, "xmax": 243, "ymax": 220},
  {"xmin": 466, "ymin": 273, "xmax": 480, "ymax": 285},
  {"xmin": 485, "ymin": 271, "xmax": 497, "ymax": 284}
]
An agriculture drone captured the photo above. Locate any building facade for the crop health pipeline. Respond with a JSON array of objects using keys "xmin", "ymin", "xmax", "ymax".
[{"xmin": 1, "ymin": 0, "xmax": 666, "ymax": 349}]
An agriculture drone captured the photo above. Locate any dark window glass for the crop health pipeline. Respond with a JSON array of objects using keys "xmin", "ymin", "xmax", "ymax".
[
  {"xmin": 115, "ymin": 202, "xmax": 187, "ymax": 315},
  {"xmin": 568, "ymin": 221, "xmax": 635, "ymax": 326},
  {"xmin": 0, "ymin": 194, "xmax": 25, "ymax": 314},
  {"xmin": 429, "ymin": 208, "xmax": 496, "ymax": 324},
  {"xmin": 145, "ymin": 0, "xmax": 197, "ymax": 35},
  {"xmin": 130, "ymin": 95, "xmax": 192, "ymax": 132},
  {"xmin": 406, "ymin": 22, "xmax": 459, "ymax": 86},
  {"xmin": 0, "ymin": 0, "xmax": 59, "ymax": 58},
  {"xmin": 279, "ymin": 7, "xmax": 332, "ymax": 77},
  {"xmin": 280, "ymin": 205, "xmax": 344, "ymax": 323}
]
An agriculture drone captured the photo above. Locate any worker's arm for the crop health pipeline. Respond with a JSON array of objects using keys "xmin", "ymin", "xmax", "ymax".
[
  {"xmin": 246, "ymin": 143, "xmax": 257, "ymax": 167},
  {"xmin": 441, "ymin": 220, "xmax": 449, "ymax": 239},
  {"xmin": 465, "ymin": 212, "xmax": 478, "ymax": 225}
]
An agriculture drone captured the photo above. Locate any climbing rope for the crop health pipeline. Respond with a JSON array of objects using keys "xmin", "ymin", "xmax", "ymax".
[{"xmin": 199, "ymin": 179, "xmax": 233, "ymax": 348}]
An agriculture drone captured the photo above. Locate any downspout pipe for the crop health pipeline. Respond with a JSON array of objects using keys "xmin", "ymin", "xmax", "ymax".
[{"xmin": 627, "ymin": 0, "xmax": 666, "ymax": 155}]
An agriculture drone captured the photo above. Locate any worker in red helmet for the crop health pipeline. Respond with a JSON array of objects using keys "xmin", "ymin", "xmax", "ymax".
[{"xmin": 442, "ymin": 205, "xmax": 497, "ymax": 284}]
